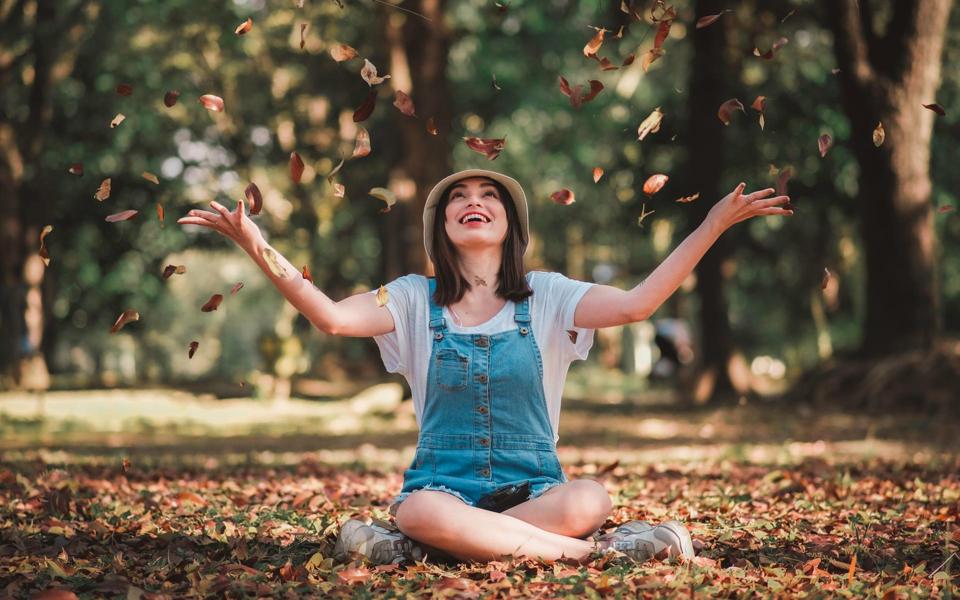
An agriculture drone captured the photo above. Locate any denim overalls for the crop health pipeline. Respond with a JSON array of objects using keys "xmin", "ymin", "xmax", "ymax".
[{"xmin": 391, "ymin": 277, "xmax": 567, "ymax": 510}]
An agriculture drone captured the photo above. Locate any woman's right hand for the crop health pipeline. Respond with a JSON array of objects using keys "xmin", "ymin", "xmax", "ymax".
[{"xmin": 177, "ymin": 199, "xmax": 264, "ymax": 253}]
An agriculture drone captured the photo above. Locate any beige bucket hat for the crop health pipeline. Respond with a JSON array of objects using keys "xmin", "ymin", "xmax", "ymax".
[{"xmin": 422, "ymin": 169, "xmax": 529, "ymax": 264}]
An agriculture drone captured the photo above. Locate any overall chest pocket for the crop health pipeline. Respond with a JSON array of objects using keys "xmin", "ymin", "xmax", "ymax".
[{"xmin": 434, "ymin": 348, "xmax": 470, "ymax": 391}]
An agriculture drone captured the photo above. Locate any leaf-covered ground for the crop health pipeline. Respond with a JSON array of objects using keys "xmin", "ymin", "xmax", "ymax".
[{"xmin": 1, "ymin": 393, "xmax": 958, "ymax": 598}]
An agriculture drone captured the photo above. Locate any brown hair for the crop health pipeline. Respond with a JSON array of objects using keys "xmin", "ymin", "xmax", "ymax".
[{"xmin": 430, "ymin": 177, "xmax": 533, "ymax": 306}]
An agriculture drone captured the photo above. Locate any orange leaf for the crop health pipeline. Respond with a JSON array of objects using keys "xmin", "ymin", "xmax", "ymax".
[
  {"xmin": 290, "ymin": 152, "xmax": 305, "ymax": 183},
  {"xmin": 199, "ymin": 94, "xmax": 224, "ymax": 112},
  {"xmin": 550, "ymin": 189, "xmax": 575, "ymax": 205},
  {"xmin": 592, "ymin": 167, "xmax": 604, "ymax": 183},
  {"xmin": 234, "ymin": 17, "xmax": 252, "ymax": 35},
  {"xmin": 642, "ymin": 173, "xmax": 669, "ymax": 197},
  {"xmin": 110, "ymin": 309, "xmax": 139, "ymax": 334}
]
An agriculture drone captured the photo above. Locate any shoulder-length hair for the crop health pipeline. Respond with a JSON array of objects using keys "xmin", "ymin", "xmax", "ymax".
[{"xmin": 430, "ymin": 177, "xmax": 533, "ymax": 306}]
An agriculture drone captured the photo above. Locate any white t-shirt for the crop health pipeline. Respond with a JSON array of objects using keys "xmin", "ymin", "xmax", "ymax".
[{"xmin": 372, "ymin": 271, "xmax": 596, "ymax": 443}]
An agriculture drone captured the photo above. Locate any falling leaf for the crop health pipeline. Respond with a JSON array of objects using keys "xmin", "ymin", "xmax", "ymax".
[
  {"xmin": 567, "ymin": 330, "xmax": 579, "ymax": 344},
  {"xmin": 717, "ymin": 98, "xmax": 745, "ymax": 125},
  {"xmin": 641, "ymin": 47, "xmax": 666, "ymax": 72},
  {"xmin": 110, "ymin": 113, "xmax": 125, "ymax": 128},
  {"xmin": 922, "ymin": 103, "xmax": 946, "ymax": 116},
  {"xmin": 242, "ymin": 182, "xmax": 263, "ymax": 216},
  {"xmin": 156, "ymin": 203, "xmax": 165, "ymax": 227},
  {"xmin": 821, "ymin": 267, "xmax": 831, "ymax": 290},
  {"xmin": 491, "ymin": 74, "xmax": 501, "ymax": 90},
  {"xmin": 369, "ymin": 187, "xmax": 397, "ymax": 213},
  {"xmin": 360, "ymin": 59, "xmax": 391, "ymax": 86},
  {"xmin": 302, "ymin": 264, "xmax": 313, "ymax": 282},
  {"xmin": 353, "ymin": 90, "xmax": 377, "ymax": 122},
  {"xmin": 94, "ymin": 178, "xmax": 111, "ymax": 201},
  {"xmin": 754, "ymin": 36, "xmax": 789, "ymax": 59},
  {"xmin": 393, "ymin": 90, "xmax": 416, "ymax": 117},
  {"xmin": 352, "ymin": 128, "xmax": 371, "ymax": 158},
  {"xmin": 696, "ymin": 10, "xmax": 730, "ymax": 29},
  {"xmin": 592, "ymin": 56, "xmax": 618, "ymax": 71},
  {"xmin": 199, "ymin": 94, "xmax": 225, "ymax": 112},
  {"xmin": 751, "ymin": 96, "xmax": 766, "ymax": 129},
  {"xmin": 230, "ymin": 281, "xmax": 244, "ymax": 294},
  {"xmin": 234, "ymin": 17, "xmax": 253, "ymax": 35},
  {"xmin": 872, "ymin": 121, "xmax": 885, "ymax": 147},
  {"xmin": 188, "ymin": 341, "xmax": 199, "ymax": 359},
  {"xmin": 782, "ymin": 9, "xmax": 797, "ymax": 22},
  {"xmin": 776, "ymin": 166, "xmax": 794, "ymax": 198},
  {"xmin": 110, "ymin": 309, "xmax": 139, "ymax": 333},
  {"xmin": 116, "ymin": 83, "xmax": 133, "ymax": 96},
  {"xmin": 637, "ymin": 107, "xmax": 664, "ymax": 140},
  {"xmin": 326, "ymin": 156, "xmax": 345, "ymax": 183},
  {"xmin": 464, "ymin": 137, "xmax": 506, "ymax": 160},
  {"xmin": 653, "ymin": 15, "xmax": 674, "ymax": 48},
  {"xmin": 583, "ymin": 27, "xmax": 606, "ymax": 58},
  {"xmin": 330, "ymin": 43, "xmax": 358, "ymax": 62},
  {"xmin": 375, "ymin": 285, "xmax": 389, "ymax": 307},
  {"xmin": 290, "ymin": 152, "xmax": 305, "ymax": 183},
  {"xmin": 426, "ymin": 117, "xmax": 439, "ymax": 136},
  {"xmin": 121, "ymin": 457, "xmax": 131, "ymax": 472},
  {"xmin": 550, "ymin": 189, "xmax": 575, "ymax": 205},
  {"xmin": 818, "ymin": 134, "xmax": 833, "ymax": 158},
  {"xmin": 164, "ymin": 90, "xmax": 180, "ymax": 107},
  {"xmin": 39, "ymin": 225, "xmax": 53, "ymax": 266},
  {"xmin": 592, "ymin": 167, "xmax": 604, "ymax": 183},
  {"xmin": 621, "ymin": 53, "xmax": 636, "ymax": 66},
  {"xmin": 558, "ymin": 76, "xmax": 603, "ymax": 109},
  {"xmin": 642, "ymin": 173, "xmax": 669, "ymax": 196},
  {"xmin": 201, "ymin": 294, "xmax": 224, "ymax": 312},
  {"xmin": 637, "ymin": 203, "xmax": 655, "ymax": 226},
  {"xmin": 262, "ymin": 247, "xmax": 289, "ymax": 278},
  {"xmin": 142, "ymin": 172, "xmax": 159, "ymax": 185},
  {"xmin": 676, "ymin": 192, "xmax": 700, "ymax": 203},
  {"xmin": 105, "ymin": 210, "xmax": 138, "ymax": 223},
  {"xmin": 68, "ymin": 163, "xmax": 83, "ymax": 176},
  {"xmin": 333, "ymin": 183, "xmax": 346, "ymax": 197},
  {"xmin": 162, "ymin": 265, "xmax": 186, "ymax": 279}
]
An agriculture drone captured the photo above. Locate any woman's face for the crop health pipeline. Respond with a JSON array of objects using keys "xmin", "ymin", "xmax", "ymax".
[{"xmin": 443, "ymin": 177, "xmax": 509, "ymax": 255}]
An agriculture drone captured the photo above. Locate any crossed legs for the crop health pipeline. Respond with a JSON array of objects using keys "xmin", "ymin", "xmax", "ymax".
[{"xmin": 394, "ymin": 479, "xmax": 612, "ymax": 563}]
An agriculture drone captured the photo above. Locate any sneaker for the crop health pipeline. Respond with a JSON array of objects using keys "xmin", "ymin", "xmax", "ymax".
[
  {"xmin": 332, "ymin": 519, "xmax": 426, "ymax": 565},
  {"xmin": 600, "ymin": 520, "xmax": 695, "ymax": 562}
]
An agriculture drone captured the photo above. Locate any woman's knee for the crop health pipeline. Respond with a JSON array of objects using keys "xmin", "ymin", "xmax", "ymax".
[
  {"xmin": 560, "ymin": 479, "xmax": 612, "ymax": 532},
  {"xmin": 394, "ymin": 490, "xmax": 459, "ymax": 538}
]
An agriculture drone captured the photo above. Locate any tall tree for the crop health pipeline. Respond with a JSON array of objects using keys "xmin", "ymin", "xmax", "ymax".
[
  {"xmin": 830, "ymin": 0, "xmax": 953, "ymax": 356},
  {"xmin": 684, "ymin": 0, "xmax": 743, "ymax": 402}
]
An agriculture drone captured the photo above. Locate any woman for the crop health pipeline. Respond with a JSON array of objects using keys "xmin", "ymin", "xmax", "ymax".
[{"xmin": 178, "ymin": 169, "xmax": 792, "ymax": 565}]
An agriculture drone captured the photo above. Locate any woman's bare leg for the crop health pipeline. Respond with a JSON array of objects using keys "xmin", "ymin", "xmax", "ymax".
[
  {"xmin": 503, "ymin": 479, "xmax": 612, "ymax": 538},
  {"xmin": 395, "ymin": 490, "xmax": 599, "ymax": 562}
]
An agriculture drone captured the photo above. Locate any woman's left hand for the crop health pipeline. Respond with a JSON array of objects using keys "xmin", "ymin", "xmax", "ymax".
[{"xmin": 705, "ymin": 182, "xmax": 793, "ymax": 233}]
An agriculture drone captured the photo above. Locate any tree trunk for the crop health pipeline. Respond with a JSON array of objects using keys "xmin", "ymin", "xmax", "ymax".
[
  {"xmin": 684, "ymin": 0, "xmax": 743, "ymax": 403},
  {"xmin": 830, "ymin": 0, "xmax": 952, "ymax": 356},
  {"xmin": 385, "ymin": 0, "xmax": 452, "ymax": 278}
]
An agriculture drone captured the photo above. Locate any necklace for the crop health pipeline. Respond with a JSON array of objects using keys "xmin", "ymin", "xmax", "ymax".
[{"xmin": 449, "ymin": 305, "xmax": 465, "ymax": 327}]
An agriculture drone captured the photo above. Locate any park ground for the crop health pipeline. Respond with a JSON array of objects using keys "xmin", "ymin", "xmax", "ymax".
[{"xmin": 1, "ymin": 376, "xmax": 958, "ymax": 598}]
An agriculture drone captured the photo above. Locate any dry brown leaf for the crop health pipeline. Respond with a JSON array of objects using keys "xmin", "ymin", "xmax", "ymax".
[
  {"xmin": 550, "ymin": 189, "xmax": 575, "ymax": 205},
  {"xmin": 754, "ymin": 36, "xmax": 789, "ymax": 59},
  {"xmin": 244, "ymin": 182, "xmax": 263, "ymax": 215},
  {"xmin": 637, "ymin": 107, "xmax": 664, "ymax": 140},
  {"xmin": 330, "ymin": 44, "xmax": 358, "ymax": 62},
  {"xmin": 110, "ymin": 113, "xmax": 125, "ymax": 128},
  {"xmin": 162, "ymin": 265, "xmax": 186, "ymax": 280},
  {"xmin": 68, "ymin": 163, "xmax": 83, "ymax": 176},
  {"xmin": 105, "ymin": 210, "xmax": 138, "ymax": 223},
  {"xmin": 393, "ymin": 90, "xmax": 416, "ymax": 117},
  {"xmin": 163, "ymin": 90, "xmax": 180, "ymax": 107},
  {"xmin": 156, "ymin": 203, "xmax": 165, "ymax": 227},
  {"xmin": 592, "ymin": 167, "xmax": 604, "ymax": 183},
  {"xmin": 360, "ymin": 59, "xmax": 390, "ymax": 86},
  {"xmin": 201, "ymin": 294, "xmax": 224, "ymax": 312},
  {"xmin": 353, "ymin": 90, "xmax": 377, "ymax": 122},
  {"xmin": 290, "ymin": 152, "xmax": 305, "ymax": 183},
  {"xmin": 642, "ymin": 173, "xmax": 669, "ymax": 196},
  {"xmin": 142, "ymin": 172, "xmax": 159, "ymax": 185},
  {"xmin": 94, "ymin": 178, "xmax": 111, "ymax": 202},
  {"xmin": 199, "ymin": 94, "xmax": 225, "ymax": 112},
  {"xmin": 922, "ymin": 102, "xmax": 946, "ymax": 116},
  {"xmin": 234, "ymin": 17, "xmax": 253, "ymax": 35},
  {"xmin": 352, "ymin": 128, "xmax": 371, "ymax": 158},
  {"xmin": 39, "ymin": 225, "xmax": 53, "ymax": 266},
  {"xmin": 676, "ymin": 192, "xmax": 700, "ymax": 203},
  {"xmin": 872, "ymin": 121, "xmax": 885, "ymax": 147},
  {"xmin": 583, "ymin": 27, "xmax": 606, "ymax": 57},
  {"xmin": 464, "ymin": 137, "xmax": 505, "ymax": 161},
  {"xmin": 230, "ymin": 281, "xmax": 244, "ymax": 294},
  {"xmin": 188, "ymin": 341, "xmax": 199, "ymax": 359},
  {"xmin": 375, "ymin": 285, "xmax": 389, "ymax": 307},
  {"xmin": 110, "ymin": 309, "xmax": 139, "ymax": 333},
  {"xmin": 369, "ymin": 187, "xmax": 397, "ymax": 213},
  {"xmin": 818, "ymin": 134, "xmax": 833, "ymax": 158},
  {"xmin": 717, "ymin": 98, "xmax": 745, "ymax": 125}
]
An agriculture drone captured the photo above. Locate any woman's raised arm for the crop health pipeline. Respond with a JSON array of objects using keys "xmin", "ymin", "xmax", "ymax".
[{"xmin": 177, "ymin": 199, "xmax": 395, "ymax": 338}]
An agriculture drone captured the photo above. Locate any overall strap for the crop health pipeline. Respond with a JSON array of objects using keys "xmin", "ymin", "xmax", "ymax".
[
  {"xmin": 514, "ymin": 294, "xmax": 531, "ymax": 335},
  {"xmin": 427, "ymin": 278, "xmax": 446, "ymax": 331}
]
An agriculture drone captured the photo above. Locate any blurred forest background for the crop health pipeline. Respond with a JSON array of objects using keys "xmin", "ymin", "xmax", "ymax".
[{"xmin": 2, "ymin": 0, "xmax": 959, "ymax": 408}]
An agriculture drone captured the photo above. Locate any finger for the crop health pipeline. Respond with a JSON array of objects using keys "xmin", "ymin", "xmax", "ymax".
[
  {"xmin": 187, "ymin": 209, "xmax": 220, "ymax": 224},
  {"xmin": 210, "ymin": 200, "xmax": 232, "ymax": 220},
  {"xmin": 177, "ymin": 217, "xmax": 216, "ymax": 227},
  {"xmin": 751, "ymin": 196, "xmax": 790, "ymax": 209},
  {"xmin": 757, "ymin": 207, "xmax": 794, "ymax": 216},
  {"xmin": 735, "ymin": 182, "xmax": 746, "ymax": 197},
  {"xmin": 236, "ymin": 198, "xmax": 245, "ymax": 216},
  {"xmin": 745, "ymin": 188, "xmax": 776, "ymax": 202}
]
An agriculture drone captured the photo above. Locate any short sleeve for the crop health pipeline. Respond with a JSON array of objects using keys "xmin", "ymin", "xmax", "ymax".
[
  {"xmin": 371, "ymin": 274, "xmax": 422, "ymax": 376},
  {"xmin": 532, "ymin": 271, "xmax": 596, "ymax": 362}
]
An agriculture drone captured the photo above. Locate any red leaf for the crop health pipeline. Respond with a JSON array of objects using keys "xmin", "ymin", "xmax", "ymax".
[
  {"xmin": 550, "ymin": 189, "xmax": 575, "ymax": 205},
  {"xmin": 643, "ymin": 173, "xmax": 669, "ymax": 196},
  {"xmin": 290, "ymin": 152, "xmax": 305, "ymax": 184},
  {"xmin": 68, "ymin": 163, "xmax": 83, "ymax": 176},
  {"xmin": 922, "ymin": 102, "xmax": 946, "ymax": 116},
  {"xmin": 162, "ymin": 265, "xmax": 186, "ymax": 279},
  {"xmin": 654, "ymin": 18, "xmax": 673, "ymax": 49},
  {"xmin": 558, "ymin": 75, "xmax": 603, "ymax": 109},
  {"xmin": 163, "ymin": 90, "xmax": 180, "ymax": 107},
  {"xmin": 156, "ymin": 203, "xmax": 165, "ymax": 227},
  {"xmin": 201, "ymin": 294, "xmax": 224, "ymax": 312},
  {"xmin": 753, "ymin": 36, "xmax": 789, "ymax": 60},
  {"xmin": 463, "ymin": 137, "xmax": 506, "ymax": 160},
  {"xmin": 230, "ymin": 281, "xmax": 244, "ymax": 294},
  {"xmin": 696, "ymin": 11, "xmax": 729, "ymax": 29},
  {"xmin": 592, "ymin": 167, "xmax": 604, "ymax": 183},
  {"xmin": 717, "ymin": 98, "xmax": 745, "ymax": 125},
  {"xmin": 188, "ymin": 341, "xmax": 199, "ymax": 359},
  {"xmin": 110, "ymin": 309, "xmax": 139, "ymax": 333},
  {"xmin": 199, "ymin": 94, "xmax": 224, "ymax": 112},
  {"xmin": 393, "ymin": 90, "xmax": 416, "ymax": 117},
  {"xmin": 105, "ymin": 210, "xmax": 138, "ymax": 223},
  {"xmin": 818, "ymin": 134, "xmax": 833, "ymax": 158},
  {"xmin": 244, "ymin": 182, "xmax": 263, "ymax": 215},
  {"xmin": 234, "ymin": 17, "xmax": 253, "ymax": 35},
  {"xmin": 353, "ymin": 90, "xmax": 377, "ymax": 122}
]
